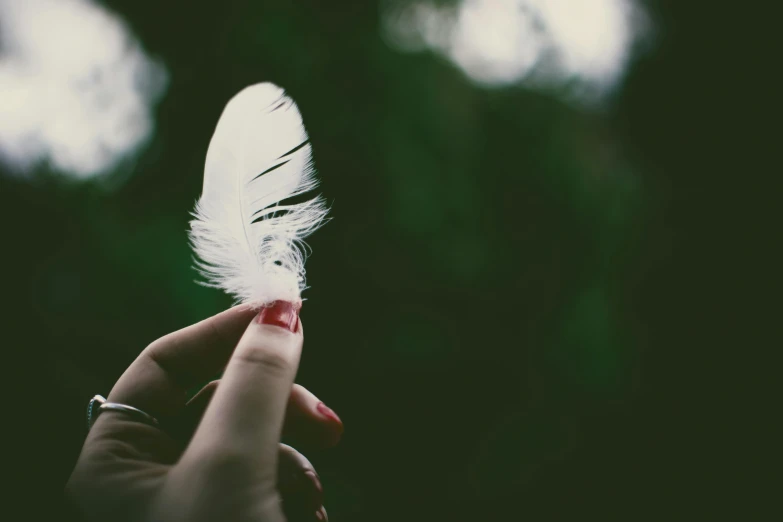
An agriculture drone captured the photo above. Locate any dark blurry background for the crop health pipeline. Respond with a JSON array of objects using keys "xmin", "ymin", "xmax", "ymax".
[{"xmin": 2, "ymin": 1, "xmax": 777, "ymax": 520}]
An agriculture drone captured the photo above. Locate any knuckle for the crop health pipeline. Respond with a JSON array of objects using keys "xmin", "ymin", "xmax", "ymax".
[
  {"xmin": 278, "ymin": 444, "xmax": 315, "ymax": 473},
  {"xmin": 235, "ymin": 348, "xmax": 293, "ymax": 378}
]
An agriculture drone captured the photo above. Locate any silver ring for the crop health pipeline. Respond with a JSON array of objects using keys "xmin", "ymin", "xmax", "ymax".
[{"xmin": 87, "ymin": 395, "xmax": 160, "ymax": 431}]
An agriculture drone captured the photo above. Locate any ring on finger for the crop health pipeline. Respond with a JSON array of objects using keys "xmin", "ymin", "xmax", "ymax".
[{"xmin": 87, "ymin": 395, "xmax": 160, "ymax": 431}]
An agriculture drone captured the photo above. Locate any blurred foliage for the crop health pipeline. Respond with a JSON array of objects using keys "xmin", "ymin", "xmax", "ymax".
[{"xmin": 3, "ymin": 0, "xmax": 776, "ymax": 520}]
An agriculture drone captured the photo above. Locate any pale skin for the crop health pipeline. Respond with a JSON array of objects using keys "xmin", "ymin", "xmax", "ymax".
[{"xmin": 66, "ymin": 305, "xmax": 342, "ymax": 522}]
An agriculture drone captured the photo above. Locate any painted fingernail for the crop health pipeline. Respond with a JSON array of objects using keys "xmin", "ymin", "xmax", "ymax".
[
  {"xmin": 316, "ymin": 402, "xmax": 342, "ymax": 425},
  {"xmin": 256, "ymin": 301, "xmax": 299, "ymax": 332}
]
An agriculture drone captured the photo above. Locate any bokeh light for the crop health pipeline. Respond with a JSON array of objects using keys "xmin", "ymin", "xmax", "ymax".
[
  {"xmin": 0, "ymin": 0, "xmax": 167, "ymax": 178},
  {"xmin": 384, "ymin": 0, "xmax": 649, "ymax": 101}
]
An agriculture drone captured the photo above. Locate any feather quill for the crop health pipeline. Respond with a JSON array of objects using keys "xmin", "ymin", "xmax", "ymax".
[{"xmin": 189, "ymin": 83, "xmax": 328, "ymax": 306}]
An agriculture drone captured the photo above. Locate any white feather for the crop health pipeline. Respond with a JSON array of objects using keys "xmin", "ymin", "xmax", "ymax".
[{"xmin": 189, "ymin": 83, "xmax": 328, "ymax": 306}]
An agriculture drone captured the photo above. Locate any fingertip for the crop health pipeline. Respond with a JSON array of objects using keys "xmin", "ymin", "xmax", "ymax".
[
  {"xmin": 315, "ymin": 402, "xmax": 344, "ymax": 446},
  {"xmin": 256, "ymin": 301, "xmax": 301, "ymax": 334},
  {"xmin": 285, "ymin": 387, "xmax": 344, "ymax": 448}
]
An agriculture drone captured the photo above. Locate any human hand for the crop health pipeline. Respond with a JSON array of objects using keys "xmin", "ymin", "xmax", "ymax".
[{"xmin": 66, "ymin": 303, "xmax": 343, "ymax": 522}]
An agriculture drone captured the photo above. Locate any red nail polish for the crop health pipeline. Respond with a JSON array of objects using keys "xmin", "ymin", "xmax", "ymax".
[
  {"xmin": 256, "ymin": 301, "xmax": 299, "ymax": 332},
  {"xmin": 316, "ymin": 402, "xmax": 342, "ymax": 425}
]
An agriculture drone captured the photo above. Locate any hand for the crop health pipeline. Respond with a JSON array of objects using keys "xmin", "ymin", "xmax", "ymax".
[{"xmin": 66, "ymin": 303, "xmax": 343, "ymax": 522}]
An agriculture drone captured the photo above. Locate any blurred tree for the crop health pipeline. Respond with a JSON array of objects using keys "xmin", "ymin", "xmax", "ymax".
[{"xmin": 3, "ymin": 0, "xmax": 775, "ymax": 520}]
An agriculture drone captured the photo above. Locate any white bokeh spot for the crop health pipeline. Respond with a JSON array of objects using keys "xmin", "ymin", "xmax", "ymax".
[
  {"xmin": 384, "ymin": 0, "xmax": 649, "ymax": 100},
  {"xmin": 0, "ymin": 0, "xmax": 168, "ymax": 178}
]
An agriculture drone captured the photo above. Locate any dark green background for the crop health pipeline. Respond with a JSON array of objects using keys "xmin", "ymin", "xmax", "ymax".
[{"xmin": 3, "ymin": 1, "xmax": 776, "ymax": 520}]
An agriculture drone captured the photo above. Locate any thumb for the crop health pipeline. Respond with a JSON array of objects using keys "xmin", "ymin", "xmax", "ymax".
[{"xmin": 181, "ymin": 301, "xmax": 303, "ymax": 474}]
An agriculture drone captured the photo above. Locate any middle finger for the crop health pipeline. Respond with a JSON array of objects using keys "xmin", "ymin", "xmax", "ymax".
[{"xmin": 173, "ymin": 381, "xmax": 343, "ymax": 449}]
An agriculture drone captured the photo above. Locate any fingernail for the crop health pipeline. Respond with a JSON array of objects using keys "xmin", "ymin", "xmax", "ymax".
[
  {"xmin": 315, "ymin": 506, "xmax": 328, "ymax": 521},
  {"xmin": 316, "ymin": 402, "xmax": 342, "ymax": 425},
  {"xmin": 256, "ymin": 301, "xmax": 299, "ymax": 333}
]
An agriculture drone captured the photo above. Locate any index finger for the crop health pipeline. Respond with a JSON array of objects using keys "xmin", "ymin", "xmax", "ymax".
[{"xmin": 107, "ymin": 305, "xmax": 258, "ymax": 419}]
